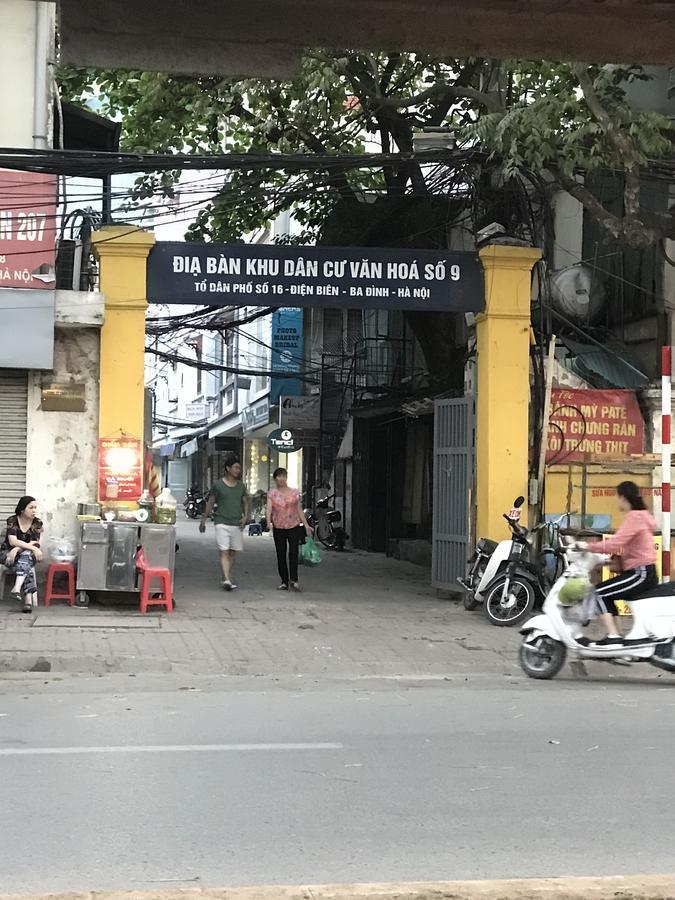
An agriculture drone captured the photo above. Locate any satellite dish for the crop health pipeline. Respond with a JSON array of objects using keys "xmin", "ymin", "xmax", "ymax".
[{"xmin": 549, "ymin": 264, "xmax": 605, "ymax": 323}]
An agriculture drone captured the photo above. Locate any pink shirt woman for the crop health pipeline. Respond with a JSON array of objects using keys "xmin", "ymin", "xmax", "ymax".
[
  {"xmin": 585, "ymin": 481, "xmax": 658, "ymax": 647},
  {"xmin": 266, "ymin": 468, "xmax": 311, "ymax": 591},
  {"xmin": 267, "ymin": 487, "xmax": 302, "ymax": 529}
]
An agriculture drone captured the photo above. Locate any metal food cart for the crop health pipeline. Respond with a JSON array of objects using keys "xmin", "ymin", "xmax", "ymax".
[{"xmin": 76, "ymin": 520, "xmax": 176, "ymax": 606}]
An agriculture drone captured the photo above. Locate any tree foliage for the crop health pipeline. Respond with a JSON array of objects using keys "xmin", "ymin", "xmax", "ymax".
[
  {"xmin": 58, "ymin": 55, "xmax": 674, "ymax": 382},
  {"xmin": 59, "ymin": 55, "xmax": 674, "ymax": 249}
]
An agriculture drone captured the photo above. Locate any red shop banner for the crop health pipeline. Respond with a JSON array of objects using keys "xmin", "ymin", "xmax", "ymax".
[
  {"xmin": 0, "ymin": 169, "xmax": 57, "ymax": 289},
  {"xmin": 546, "ymin": 389, "xmax": 644, "ymax": 464},
  {"xmin": 98, "ymin": 437, "xmax": 143, "ymax": 502}
]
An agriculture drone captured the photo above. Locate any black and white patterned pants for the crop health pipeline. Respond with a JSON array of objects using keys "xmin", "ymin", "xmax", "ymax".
[{"xmin": 593, "ymin": 565, "xmax": 658, "ymax": 617}]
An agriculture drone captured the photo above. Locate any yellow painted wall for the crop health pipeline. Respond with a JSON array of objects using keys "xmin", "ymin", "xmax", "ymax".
[
  {"xmin": 544, "ymin": 468, "xmax": 654, "ymax": 529},
  {"xmin": 475, "ymin": 245, "xmax": 541, "ymax": 540}
]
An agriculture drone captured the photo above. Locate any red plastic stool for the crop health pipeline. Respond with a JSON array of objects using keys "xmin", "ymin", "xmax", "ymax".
[
  {"xmin": 44, "ymin": 562, "xmax": 76, "ymax": 607},
  {"xmin": 136, "ymin": 548, "xmax": 174, "ymax": 615}
]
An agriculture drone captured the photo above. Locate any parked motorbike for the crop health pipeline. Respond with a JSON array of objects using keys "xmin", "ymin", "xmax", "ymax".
[
  {"xmin": 184, "ymin": 485, "xmax": 207, "ymax": 520},
  {"xmin": 462, "ymin": 498, "xmax": 573, "ymax": 627},
  {"xmin": 460, "ymin": 495, "xmax": 527, "ymax": 610},
  {"xmin": 519, "ymin": 545, "xmax": 675, "ymax": 680},
  {"xmin": 482, "ymin": 511, "xmax": 572, "ymax": 627},
  {"xmin": 305, "ymin": 494, "xmax": 347, "ymax": 551},
  {"xmin": 249, "ymin": 490, "xmax": 268, "ymax": 533}
]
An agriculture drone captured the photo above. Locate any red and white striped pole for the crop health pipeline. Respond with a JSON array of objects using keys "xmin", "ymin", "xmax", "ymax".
[{"xmin": 662, "ymin": 346, "xmax": 672, "ymax": 583}]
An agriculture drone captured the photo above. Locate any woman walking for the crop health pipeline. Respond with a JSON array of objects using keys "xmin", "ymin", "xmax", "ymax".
[
  {"xmin": 266, "ymin": 468, "xmax": 311, "ymax": 592},
  {"xmin": 0, "ymin": 496, "xmax": 43, "ymax": 613}
]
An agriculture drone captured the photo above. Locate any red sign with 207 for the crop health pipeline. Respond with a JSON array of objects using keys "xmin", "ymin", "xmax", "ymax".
[
  {"xmin": 546, "ymin": 388, "xmax": 645, "ymax": 464},
  {"xmin": 0, "ymin": 169, "xmax": 57, "ymax": 289}
]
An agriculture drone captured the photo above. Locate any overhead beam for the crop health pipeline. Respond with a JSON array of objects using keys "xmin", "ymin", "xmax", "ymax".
[{"xmin": 58, "ymin": 0, "xmax": 675, "ymax": 76}]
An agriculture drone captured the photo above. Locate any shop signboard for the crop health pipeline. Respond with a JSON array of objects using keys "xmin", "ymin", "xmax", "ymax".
[
  {"xmin": 280, "ymin": 395, "xmax": 320, "ymax": 430},
  {"xmin": 0, "ymin": 169, "xmax": 57, "ymax": 289},
  {"xmin": 546, "ymin": 389, "xmax": 644, "ymax": 464},
  {"xmin": 270, "ymin": 307, "xmax": 303, "ymax": 404},
  {"xmin": 185, "ymin": 402, "xmax": 208, "ymax": 421},
  {"xmin": 41, "ymin": 382, "xmax": 86, "ymax": 412},
  {"xmin": 98, "ymin": 437, "xmax": 143, "ymax": 502},
  {"xmin": 268, "ymin": 428, "xmax": 301, "ymax": 453},
  {"xmin": 242, "ymin": 397, "xmax": 270, "ymax": 433},
  {"xmin": 147, "ymin": 241, "xmax": 483, "ymax": 312}
]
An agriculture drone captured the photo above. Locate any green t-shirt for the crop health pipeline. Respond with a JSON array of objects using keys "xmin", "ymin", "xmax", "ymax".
[{"xmin": 210, "ymin": 479, "xmax": 247, "ymax": 525}]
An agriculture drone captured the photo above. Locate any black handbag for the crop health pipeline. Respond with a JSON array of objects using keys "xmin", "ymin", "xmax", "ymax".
[{"xmin": 295, "ymin": 524, "xmax": 307, "ymax": 545}]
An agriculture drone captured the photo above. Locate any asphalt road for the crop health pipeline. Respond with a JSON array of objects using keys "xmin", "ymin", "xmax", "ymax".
[{"xmin": 0, "ymin": 673, "xmax": 674, "ymax": 893}]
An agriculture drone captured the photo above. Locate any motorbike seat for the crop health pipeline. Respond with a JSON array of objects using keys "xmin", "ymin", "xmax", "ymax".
[
  {"xmin": 478, "ymin": 539, "xmax": 498, "ymax": 554},
  {"xmin": 632, "ymin": 581, "xmax": 675, "ymax": 601}
]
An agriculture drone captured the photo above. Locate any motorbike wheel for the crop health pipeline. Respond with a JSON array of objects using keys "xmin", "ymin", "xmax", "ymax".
[
  {"xmin": 316, "ymin": 521, "xmax": 337, "ymax": 549},
  {"xmin": 484, "ymin": 577, "xmax": 535, "ymax": 627},
  {"xmin": 463, "ymin": 593, "xmax": 481, "ymax": 611},
  {"xmin": 185, "ymin": 503, "xmax": 199, "ymax": 520},
  {"xmin": 519, "ymin": 636, "xmax": 567, "ymax": 680}
]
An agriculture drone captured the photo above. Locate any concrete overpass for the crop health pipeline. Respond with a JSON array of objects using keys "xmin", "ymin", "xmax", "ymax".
[{"xmin": 58, "ymin": 0, "xmax": 675, "ymax": 78}]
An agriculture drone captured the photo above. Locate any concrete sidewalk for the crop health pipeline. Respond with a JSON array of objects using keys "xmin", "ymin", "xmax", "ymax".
[
  {"xmin": 0, "ymin": 518, "xmax": 520, "ymax": 677},
  {"xmin": 1, "ymin": 875, "xmax": 675, "ymax": 900}
]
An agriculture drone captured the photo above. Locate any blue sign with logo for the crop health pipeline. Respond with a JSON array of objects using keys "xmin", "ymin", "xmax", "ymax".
[{"xmin": 270, "ymin": 308, "xmax": 304, "ymax": 404}]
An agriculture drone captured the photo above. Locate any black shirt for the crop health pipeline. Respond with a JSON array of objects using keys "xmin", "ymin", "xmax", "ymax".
[{"xmin": 2, "ymin": 515, "xmax": 42, "ymax": 550}]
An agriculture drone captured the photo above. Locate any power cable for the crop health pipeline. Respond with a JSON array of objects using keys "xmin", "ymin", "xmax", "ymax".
[
  {"xmin": 0, "ymin": 147, "xmax": 485, "ymax": 177},
  {"xmin": 145, "ymin": 345, "xmax": 321, "ymax": 382}
]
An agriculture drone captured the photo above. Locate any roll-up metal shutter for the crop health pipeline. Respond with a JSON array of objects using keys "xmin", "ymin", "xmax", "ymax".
[{"xmin": 0, "ymin": 370, "xmax": 28, "ymax": 519}]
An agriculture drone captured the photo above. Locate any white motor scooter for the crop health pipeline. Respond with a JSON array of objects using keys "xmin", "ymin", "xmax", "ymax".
[
  {"xmin": 519, "ymin": 545, "xmax": 675, "ymax": 679},
  {"xmin": 461, "ymin": 496, "xmax": 527, "ymax": 609}
]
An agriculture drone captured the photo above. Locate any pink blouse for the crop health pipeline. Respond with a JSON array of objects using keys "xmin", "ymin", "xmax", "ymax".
[{"xmin": 268, "ymin": 488, "xmax": 302, "ymax": 530}]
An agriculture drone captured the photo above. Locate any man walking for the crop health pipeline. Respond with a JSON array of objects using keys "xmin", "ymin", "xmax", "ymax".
[{"xmin": 199, "ymin": 455, "xmax": 249, "ymax": 591}]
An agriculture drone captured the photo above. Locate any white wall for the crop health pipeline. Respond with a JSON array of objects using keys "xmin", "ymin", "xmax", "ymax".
[
  {"xmin": 237, "ymin": 307, "xmax": 272, "ymax": 409},
  {"xmin": 26, "ymin": 326, "xmax": 101, "ymax": 543},
  {"xmin": 0, "ymin": 1, "xmax": 42, "ymax": 146}
]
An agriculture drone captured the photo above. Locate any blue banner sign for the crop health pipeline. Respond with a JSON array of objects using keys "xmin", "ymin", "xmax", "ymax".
[{"xmin": 270, "ymin": 307, "xmax": 304, "ymax": 404}]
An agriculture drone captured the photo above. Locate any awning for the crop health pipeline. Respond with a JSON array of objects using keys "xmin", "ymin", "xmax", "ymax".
[
  {"xmin": 562, "ymin": 338, "xmax": 648, "ymax": 390},
  {"xmin": 209, "ymin": 413, "xmax": 242, "ymax": 439},
  {"xmin": 181, "ymin": 438, "xmax": 199, "ymax": 458}
]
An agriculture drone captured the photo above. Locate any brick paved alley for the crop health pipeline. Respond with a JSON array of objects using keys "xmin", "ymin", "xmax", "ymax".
[{"xmin": 0, "ymin": 518, "xmax": 520, "ymax": 678}]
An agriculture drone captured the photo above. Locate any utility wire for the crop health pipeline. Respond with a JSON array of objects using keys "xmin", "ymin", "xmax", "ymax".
[
  {"xmin": 0, "ymin": 147, "xmax": 485, "ymax": 177},
  {"xmin": 145, "ymin": 345, "xmax": 320, "ymax": 381}
]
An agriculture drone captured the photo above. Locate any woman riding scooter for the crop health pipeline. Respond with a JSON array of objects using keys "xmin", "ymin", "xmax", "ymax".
[{"xmin": 580, "ymin": 481, "xmax": 658, "ymax": 647}]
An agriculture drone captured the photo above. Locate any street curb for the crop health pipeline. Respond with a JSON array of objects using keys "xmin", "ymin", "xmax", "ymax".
[{"xmin": 1, "ymin": 875, "xmax": 674, "ymax": 900}]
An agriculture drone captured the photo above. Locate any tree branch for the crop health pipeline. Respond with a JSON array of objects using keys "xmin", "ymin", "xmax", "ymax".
[
  {"xmin": 573, "ymin": 64, "xmax": 641, "ymax": 222},
  {"xmin": 551, "ymin": 169, "xmax": 667, "ymax": 248},
  {"xmin": 388, "ymin": 83, "xmax": 503, "ymax": 113},
  {"xmin": 553, "ymin": 168, "xmax": 626, "ymax": 237}
]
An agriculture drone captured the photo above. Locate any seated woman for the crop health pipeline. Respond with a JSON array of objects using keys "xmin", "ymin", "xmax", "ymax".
[{"xmin": 0, "ymin": 496, "xmax": 43, "ymax": 613}]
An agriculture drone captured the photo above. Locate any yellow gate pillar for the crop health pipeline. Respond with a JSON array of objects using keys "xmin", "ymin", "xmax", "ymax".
[
  {"xmin": 476, "ymin": 244, "xmax": 541, "ymax": 539},
  {"xmin": 93, "ymin": 226, "xmax": 155, "ymax": 497}
]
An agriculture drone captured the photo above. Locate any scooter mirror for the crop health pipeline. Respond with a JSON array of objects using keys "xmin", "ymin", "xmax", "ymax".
[{"xmin": 513, "ymin": 496, "xmax": 525, "ymax": 508}]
